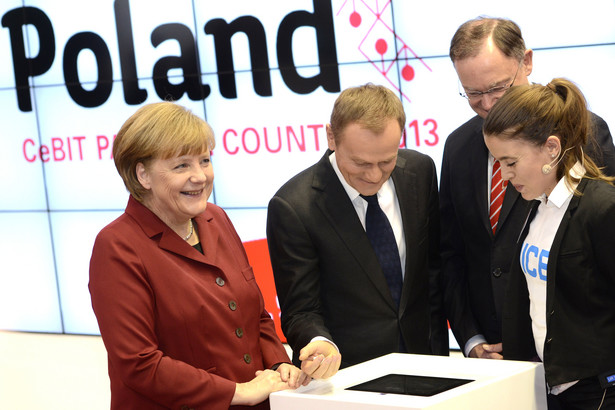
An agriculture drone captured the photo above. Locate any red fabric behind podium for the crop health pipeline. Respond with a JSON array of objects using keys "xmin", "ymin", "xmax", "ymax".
[{"xmin": 243, "ymin": 239, "xmax": 286, "ymax": 343}]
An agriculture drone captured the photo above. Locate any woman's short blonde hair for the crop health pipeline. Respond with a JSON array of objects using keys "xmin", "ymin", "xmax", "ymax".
[{"xmin": 113, "ymin": 102, "xmax": 215, "ymax": 202}]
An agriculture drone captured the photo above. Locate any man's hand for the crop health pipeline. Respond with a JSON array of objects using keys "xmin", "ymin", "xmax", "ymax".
[
  {"xmin": 469, "ymin": 343, "xmax": 503, "ymax": 359},
  {"xmin": 298, "ymin": 340, "xmax": 342, "ymax": 379}
]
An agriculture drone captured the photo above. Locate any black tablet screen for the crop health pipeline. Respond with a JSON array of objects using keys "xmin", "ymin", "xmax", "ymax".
[{"xmin": 345, "ymin": 374, "xmax": 473, "ymax": 396}]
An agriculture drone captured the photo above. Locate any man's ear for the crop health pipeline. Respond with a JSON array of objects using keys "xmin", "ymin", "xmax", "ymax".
[
  {"xmin": 522, "ymin": 48, "xmax": 533, "ymax": 77},
  {"xmin": 326, "ymin": 124, "xmax": 337, "ymax": 151}
]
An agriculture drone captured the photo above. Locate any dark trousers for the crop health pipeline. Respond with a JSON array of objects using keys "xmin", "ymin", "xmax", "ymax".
[{"xmin": 547, "ymin": 377, "xmax": 615, "ymax": 410}]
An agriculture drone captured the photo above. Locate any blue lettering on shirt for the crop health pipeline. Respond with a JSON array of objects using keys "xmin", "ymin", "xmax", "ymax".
[
  {"xmin": 521, "ymin": 243, "xmax": 548, "ymax": 281},
  {"xmin": 538, "ymin": 249, "xmax": 548, "ymax": 280}
]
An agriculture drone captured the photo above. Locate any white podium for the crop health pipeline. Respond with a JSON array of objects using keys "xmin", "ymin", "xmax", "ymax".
[{"xmin": 271, "ymin": 353, "xmax": 547, "ymax": 410}]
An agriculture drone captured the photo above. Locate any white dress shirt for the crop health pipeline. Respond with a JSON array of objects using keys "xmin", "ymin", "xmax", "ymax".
[
  {"xmin": 329, "ymin": 151, "xmax": 406, "ymax": 278},
  {"xmin": 522, "ymin": 162, "xmax": 584, "ymax": 394}
]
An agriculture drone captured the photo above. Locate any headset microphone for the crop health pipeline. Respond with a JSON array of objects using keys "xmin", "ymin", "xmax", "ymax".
[{"xmin": 541, "ymin": 147, "xmax": 574, "ymax": 175}]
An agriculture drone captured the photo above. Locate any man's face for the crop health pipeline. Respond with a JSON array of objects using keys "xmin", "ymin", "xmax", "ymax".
[
  {"xmin": 327, "ymin": 119, "xmax": 401, "ymax": 196},
  {"xmin": 454, "ymin": 38, "xmax": 532, "ymax": 119}
]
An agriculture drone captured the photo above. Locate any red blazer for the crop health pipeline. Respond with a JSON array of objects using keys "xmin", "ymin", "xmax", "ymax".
[{"xmin": 89, "ymin": 196, "xmax": 289, "ymax": 409}]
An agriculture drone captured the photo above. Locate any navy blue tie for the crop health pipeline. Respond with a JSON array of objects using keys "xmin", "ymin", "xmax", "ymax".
[{"xmin": 361, "ymin": 194, "xmax": 403, "ymax": 306}]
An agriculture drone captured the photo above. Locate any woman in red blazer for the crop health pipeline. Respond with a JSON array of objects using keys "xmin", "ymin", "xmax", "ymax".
[
  {"xmin": 483, "ymin": 79, "xmax": 615, "ymax": 409},
  {"xmin": 89, "ymin": 102, "xmax": 308, "ymax": 409}
]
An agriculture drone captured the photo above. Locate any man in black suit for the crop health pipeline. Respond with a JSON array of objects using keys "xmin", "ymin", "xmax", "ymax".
[
  {"xmin": 267, "ymin": 84, "xmax": 448, "ymax": 379},
  {"xmin": 441, "ymin": 17, "xmax": 615, "ymax": 359}
]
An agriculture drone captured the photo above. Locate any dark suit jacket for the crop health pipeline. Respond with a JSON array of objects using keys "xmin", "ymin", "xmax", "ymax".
[
  {"xmin": 503, "ymin": 178, "xmax": 615, "ymax": 387},
  {"xmin": 440, "ymin": 113, "xmax": 615, "ymax": 350},
  {"xmin": 89, "ymin": 197, "xmax": 289, "ymax": 410},
  {"xmin": 267, "ymin": 149, "xmax": 448, "ymax": 368}
]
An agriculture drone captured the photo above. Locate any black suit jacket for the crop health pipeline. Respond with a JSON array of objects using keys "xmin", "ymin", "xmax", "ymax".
[
  {"xmin": 503, "ymin": 178, "xmax": 615, "ymax": 387},
  {"xmin": 440, "ymin": 113, "xmax": 615, "ymax": 350},
  {"xmin": 267, "ymin": 149, "xmax": 448, "ymax": 368}
]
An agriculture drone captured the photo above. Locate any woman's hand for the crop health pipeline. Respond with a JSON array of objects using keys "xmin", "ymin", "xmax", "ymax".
[
  {"xmin": 276, "ymin": 363, "xmax": 311, "ymax": 388},
  {"xmin": 231, "ymin": 369, "xmax": 296, "ymax": 406}
]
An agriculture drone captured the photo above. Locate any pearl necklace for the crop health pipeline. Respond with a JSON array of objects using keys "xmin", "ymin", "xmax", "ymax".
[{"xmin": 184, "ymin": 219, "xmax": 194, "ymax": 241}]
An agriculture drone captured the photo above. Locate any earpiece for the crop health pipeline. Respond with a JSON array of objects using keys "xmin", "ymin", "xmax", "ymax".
[{"xmin": 541, "ymin": 147, "xmax": 573, "ymax": 175}]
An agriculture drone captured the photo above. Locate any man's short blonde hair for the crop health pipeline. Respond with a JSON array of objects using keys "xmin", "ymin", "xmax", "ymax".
[{"xmin": 329, "ymin": 83, "xmax": 405, "ymax": 142}]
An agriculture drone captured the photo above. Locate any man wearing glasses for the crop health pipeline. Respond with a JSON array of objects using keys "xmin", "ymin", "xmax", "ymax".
[{"xmin": 440, "ymin": 17, "xmax": 615, "ymax": 360}]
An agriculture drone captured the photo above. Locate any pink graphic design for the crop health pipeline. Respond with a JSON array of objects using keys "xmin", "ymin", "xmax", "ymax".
[{"xmin": 336, "ymin": 0, "xmax": 432, "ymax": 103}]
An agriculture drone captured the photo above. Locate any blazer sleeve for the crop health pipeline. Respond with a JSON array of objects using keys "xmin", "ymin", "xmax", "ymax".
[
  {"xmin": 438, "ymin": 141, "xmax": 481, "ymax": 350},
  {"xmin": 423, "ymin": 154, "xmax": 450, "ymax": 356},
  {"xmin": 587, "ymin": 186, "xmax": 615, "ymax": 284},
  {"xmin": 266, "ymin": 194, "xmax": 331, "ymax": 360}
]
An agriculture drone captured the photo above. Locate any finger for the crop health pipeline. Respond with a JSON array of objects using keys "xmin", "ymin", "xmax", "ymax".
[
  {"xmin": 474, "ymin": 346, "xmax": 486, "ymax": 358},
  {"xmin": 298, "ymin": 344, "xmax": 317, "ymax": 361},
  {"xmin": 323, "ymin": 356, "xmax": 340, "ymax": 379},
  {"xmin": 301, "ymin": 354, "xmax": 324, "ymax": 376},
  {"xmin": 310, "ymin": 356, "xmax": 333, "ymax": 379},
  {"xmin": 483, "ymin": 343, "xmax": 497, "ymax": 352},
  {"xmin": 287, "ymin": 369, "xmax": 298, "ymax": 388},
  {"xmin": 297, "ymin": 371, "xmax": 310, "ymax": 386},
  {"xmin": 268, "ymin": 371, "xmax": 285, "ymax": 386},
  {"xmin": 322, "ymin": 356, "xmax": 341, "ymax": 378},
  {"xmin": 277, "ymin": 365, "xmax": 289, "ymax": 382},
  {"xmin": 308, "ymin": 364, "xmax": 325, "ymax": 379}
]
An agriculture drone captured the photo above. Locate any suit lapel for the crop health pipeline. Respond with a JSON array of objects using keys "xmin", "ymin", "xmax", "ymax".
[
  {"xmin": 497, "ymin": 183, "xmax": 521, "ymax": 234},
  {"xmin": 466, "ymin": 117, "xmax": 521, "ymax": 236},
  {"xmin": 545, "ymin": 179, "xmax": 585, "ymax": 322},
  {"xmin": 474, "ymin": 135, "xmax": 521, "ymax": 237},
  {"xmin": 391, "ymin": 154, "xmax": 417, "ymax": 315},
  {"xmin": 313, "ymin": 151, "xmax": 397, "ymax": 309},
  {"xmin": 472, "ymin": 137, "xmax": 492, "ymax": 234},
  {"xmin": 127, "ymin": 196, "xmax": 215, "ymax": 264}
]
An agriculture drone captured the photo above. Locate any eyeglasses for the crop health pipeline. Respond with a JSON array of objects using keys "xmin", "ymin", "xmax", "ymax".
[{"xmin": 459, "ymin": 62, "xmax": 522, "ymax": 101}]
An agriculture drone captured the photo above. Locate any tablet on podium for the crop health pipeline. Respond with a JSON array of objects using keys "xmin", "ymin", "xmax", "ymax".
[{"xmin": 270, "ymin": 353, "xmax": 547, "ymax": 409}]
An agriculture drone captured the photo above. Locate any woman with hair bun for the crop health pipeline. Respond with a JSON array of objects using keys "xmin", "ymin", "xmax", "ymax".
[{"xmin": 483, "ymin": 78, "xmax": 615, "ymax": 409}]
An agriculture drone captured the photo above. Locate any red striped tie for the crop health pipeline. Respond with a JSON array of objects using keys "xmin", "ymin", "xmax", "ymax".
[{"xmin": 490, "ymin": 160, "xmax": 508, "ymax": 233}]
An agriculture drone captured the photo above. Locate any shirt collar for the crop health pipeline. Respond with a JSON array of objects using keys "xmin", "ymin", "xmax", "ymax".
[
  {"xmin": 537, "ymin": 161, "xmax": 585, "ymax": 207},
  {"xmin": 329, "ymin": 151, "xmax": 361, "ymax": 202}
]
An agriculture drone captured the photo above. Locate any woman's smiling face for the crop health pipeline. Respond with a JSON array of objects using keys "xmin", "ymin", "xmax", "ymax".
[{"xmin": 136, "ymin": 150, "xmax": 213, "ymax": 227}]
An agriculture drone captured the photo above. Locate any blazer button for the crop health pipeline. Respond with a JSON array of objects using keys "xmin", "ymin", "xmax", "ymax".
[
  {"xmin": 215, "ymin": 277, "xmax": 225, "ymax": 286},
  {"xmin": 229, "ymin": 300, "xmax": 237, "ymax": 311},
  {"xmin": 235, "ymin": 328, "xmax": 244, "ymax": 338},
  {"xmin": 492, "ymin": 268, "xmax": 502, "ymax": 278},
  {"xmin": 244, "ymin": 354, "xmax": 252, "ymax": 364}
]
